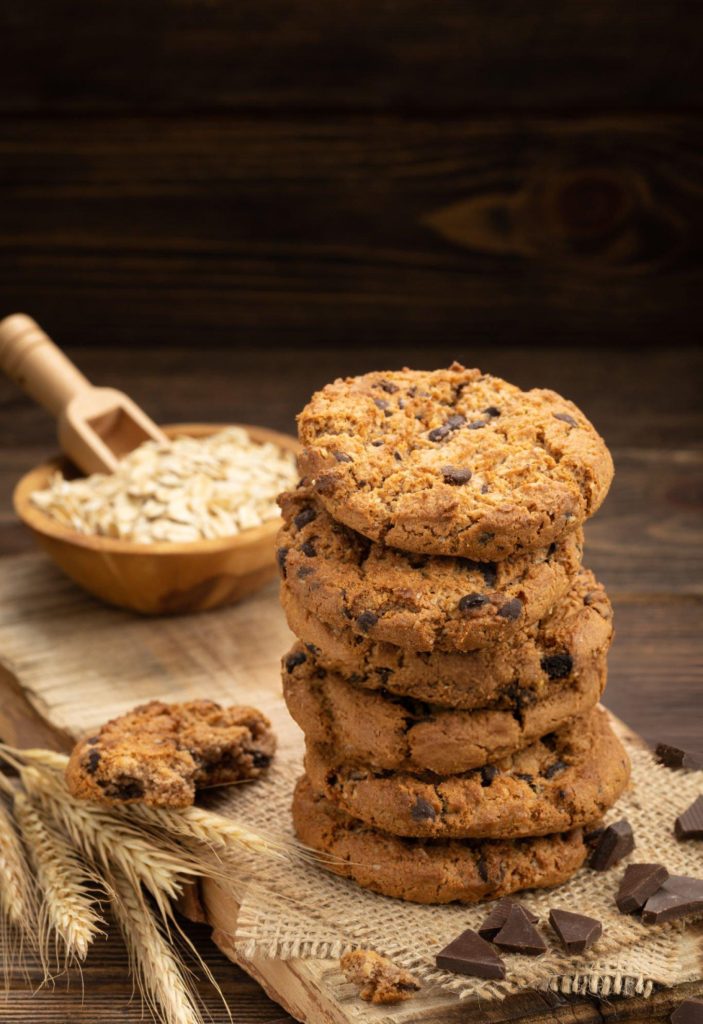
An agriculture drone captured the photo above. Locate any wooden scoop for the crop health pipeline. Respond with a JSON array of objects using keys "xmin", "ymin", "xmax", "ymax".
[{"xmin": 0, "ymin": 314, "xmax": 168, "ymax": 475}]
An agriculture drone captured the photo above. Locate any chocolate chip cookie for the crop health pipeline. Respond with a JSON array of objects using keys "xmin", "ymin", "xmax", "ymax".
[
  {"xmin": 293, "ymin": 776, "xmax": 589, "ymax": 904},
  {"xmin": 304, "ymin": 707, "xmax": 629, "ymax": 839},
  {"xmin": 297, "ymin": 364, "xmax": 613, "ymax": 560},
  {"xmin": 66, "ymin": 700, "xmax": 276, "ymax": 807},
  {"xmin": 277, "ymin": 485, "xmax": 583, "ymax": 653},
  {"xmin": 283, "ymin": 639, "xmax": 606, "ymax": 774},
  {"xmin": 282, "ymin": 568, "xmax": 612, "ymax": 710}
]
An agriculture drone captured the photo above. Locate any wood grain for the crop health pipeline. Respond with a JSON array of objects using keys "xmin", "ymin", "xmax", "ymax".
[
  {"xmin": 0, "ymin": 118, "xmax": 700, "ymax": 348},
  {"xmin": 2, "ymin": 1, "xmax": 701, "ymax": 114}
]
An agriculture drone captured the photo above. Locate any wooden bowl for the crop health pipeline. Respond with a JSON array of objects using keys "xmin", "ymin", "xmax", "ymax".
[{"xmin": 13, "ymin": 423, "xmax": 299, "ymax": 615}]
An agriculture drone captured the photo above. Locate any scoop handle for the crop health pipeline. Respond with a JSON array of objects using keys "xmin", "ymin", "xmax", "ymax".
[{"xmin": 0, "ymin": 314, "xmax": 91, "ymax": 419}]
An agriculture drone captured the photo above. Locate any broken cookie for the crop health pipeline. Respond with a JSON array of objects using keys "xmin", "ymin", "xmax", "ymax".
[
  {"xmin": 341, "ymin": 949, "xmax": 420, "ymax": 1004},
  {"xmin": 65, "ymin": 699, "xmax": 276, "ymax": 807}
]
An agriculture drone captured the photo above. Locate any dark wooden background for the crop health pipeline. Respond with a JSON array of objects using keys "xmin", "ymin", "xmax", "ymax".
[{"xmin": 1, "ymin": 1, "xmax": 702, "ymax": 349}]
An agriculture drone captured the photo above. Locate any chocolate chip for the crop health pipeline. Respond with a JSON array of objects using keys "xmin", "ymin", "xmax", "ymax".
[
  {"xmin": 542, "ymin": 760, "xmax": 567, "ymax": 779},
  {"xmin": 616, "ymin": 863, "xmax": 669, "ymax": 913},
  {"xmin": 478, "ymin": 899, "xmax": 538, "ymax": 941},
  {"xmin": 355, "ymin": 611, "xmax": 378, "ymax": 633},
  {"xmin": 377, "ymin": 379, "xmax": 399, "ymax": 394},
  {"xmin": 642, "ymin": 875, "xmax": 703, "ymax": 923},
  {"xmin": 435, "ymin": 929, "xmax": 506, "ymax": 980},
  {"xmin": 516, "ymin": 772, "xmax": 537, "ymax": 791},
  {"xmin": 458, "ymin": 559, "xmax": 496, "ymax": 587},
  {"xmin": 458, "ymin": 593, "xmax": 489, "ymax": 612},
  {"xmin": 284, "ymin": 650, "xmax": 307, "ymax": 672},
  {"xmin": 104, "ymin": 776, "xmax": 144, "ymax": 800},
  {"xmin": 480, "ymin": 764, "xmax": 498, "ymax": 787},
  {"xmin": 405, "ymin": 552, "xmax": 429, "ymax": 569},
  {"xmin": 371, "ymin": 439, "xmax": 384, "ymax": 447},
  {"xmin": 549, "ymin": 909, "xmax": 602, "ymax": 954},
  {"xmin": 541, "ymin": 652, "xmax": 574, "ymax": 679},
  {"xmin": 315, "ymin": 474, "xmax": 337, "ymax": 495},
  {"xmin": 297, "ymin": 565, "xmax": 314, "ymax": 579},
  {"xmin": 467, "ymin": 420, "xmax": 488, "ymax": 430},
  {"xmin": 304, "ymin": 642, "xmax": 320, "ymax": 655},
  {"xmin": 411, "ymin": 796, "xmax": 436, "ymax": 821},
  {"xmin": 333, "ymin": 450, "xmax": 353, "ymax": 463},
  {"xmin": 276, "ymin": 547, "xmax": 289, "ymax": 578},
  {"xmin": 249, "ymin": 750, "xmax": 272, "ymax": 769},
  {"xmin": 301, "ymin": 539, "xmax": 317, "ymax": 557},
  {"xmin": 373, "ymin": 397, "xmax": 389, "ymax": 412},
  {"xmin": 393, "ymin": 451, "xmax": 402, "ymax": 461},
  {"xmin": 483, "ymin": 406, "xmax": 501, "ymax": 417},
  {"xmin": 671, "ymin": 999, "xmax": 703, "ymax": 1024},
  {"xmin": 478, "ymin": 531, "xmax": 495, "ymax": 544},
  {"xmin": 428, "ymin": 414, "xmax": 465, "ymax": 442},
  {"xmin": 442, "ymin": 466, "xmax": 472, "ymax": 485},
  {"xmin": 293, "ymin": 507, "xmax": 317, "ymax": 529},
  {"xmin": 493, "ymin": 904, "xmax": 547, "ymax": 956},
  {"xmin": 85, "ymin": 750, "xmax": 101, "ymax": 775},
  {"xmin": 498, "ymin": 598, "xmax": 523, "ymax": 620},
  {"xmin": 481, "ymin": 483, "xmax": 490, "ymax": 494},
  {"xmin": 553, "ymin": 412, "xmax": 578, "ymax": 427},
  {"xmin": 547, "ymin": 542, "xmax": 557, "ymax": 557},
  {"xmin": 656, "ymin": 744, "xmax": 703, "ymax": 771},
  {"xmin": 476, "ymin": 856, "xmax": 489, "ymax": 882},
  {"xmin": 675, "ymin": 795, "xmax": 703, "ymax": 839},
  {"xmin": 589, "ymin": 818, "xmax": 635, "ymax": 871},
  {"xmin": 86, "ymin": 736, "xmax": 100, "ymax": 745}
]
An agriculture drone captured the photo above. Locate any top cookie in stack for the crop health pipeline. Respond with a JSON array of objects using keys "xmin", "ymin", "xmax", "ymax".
[{"xmin": 280, "ymin": 363, "xmax": 629, "ymax": 905}]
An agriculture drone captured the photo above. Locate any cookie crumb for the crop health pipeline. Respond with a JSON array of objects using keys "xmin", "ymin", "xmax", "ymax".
[{"xmin": 340, "ymin": 950, "xmax": 420, "ymax": 1004}]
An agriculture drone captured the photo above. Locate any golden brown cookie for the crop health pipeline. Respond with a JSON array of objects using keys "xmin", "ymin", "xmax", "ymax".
[
  {"xmin": 282, "ymin": 568, "xmax": 612, "ymax": 710},
  {"xmin": 304, "ymin": 708, "xmax": 630, "ymax": 840},
  {"xmin": 293, "ymin": 776, "xmax": 589, "ymax": 904},
  {"xmin": 340, "ymin": 950, "xmax": 420, "ymax": 1003},
  {"xmin": 297, "ymin": 364, "xmax": 613, "ymax": 560},
  {"xmin": 277, "ymin": 486, "xmax": 583, "ymax": 653},
  {"xmin": 283, "ymin": 639, "xmax": 606, "ymax": 774},
  {"xmin": 66, "ymin": 700, "xmax": 276, "ymax": 807}
]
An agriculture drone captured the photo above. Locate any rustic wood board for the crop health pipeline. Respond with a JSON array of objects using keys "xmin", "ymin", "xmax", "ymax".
[{"xmin": 0, "ymin": 551, "xmax": 700, "ymax": 1024}]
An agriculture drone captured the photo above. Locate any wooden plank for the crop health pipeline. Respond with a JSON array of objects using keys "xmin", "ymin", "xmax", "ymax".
[
  {"xmin": 2, "ymin": 2, "xmax": 701, "ymax": 114},
  {"xmin": 0, "ymin": 117, "xmax": 701, "ymax": 349}
]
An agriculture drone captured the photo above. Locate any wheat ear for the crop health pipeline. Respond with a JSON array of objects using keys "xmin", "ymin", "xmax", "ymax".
[
  {"xmin": 129, "ymin": 802, "xmax": 294, "ymax": 860},
  {"xmin": 0, "ymin": 791, "xmax": 37, "ymax": 935},
  {"xmin": 13, "ymin": 792, "xmax": 105, "ymax": 962},
  {"xmin": 108, "ymin": 870, "xmax": 204, "ymax": 1024}
]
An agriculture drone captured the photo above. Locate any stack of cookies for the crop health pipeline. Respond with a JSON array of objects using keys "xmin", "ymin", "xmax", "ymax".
[{"xmin": 278, "ymin": 364, "xmax": 630, "ymax": 904}]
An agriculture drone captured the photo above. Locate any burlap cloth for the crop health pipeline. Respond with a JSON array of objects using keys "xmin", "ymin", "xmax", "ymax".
[{"xmin": 210, "ymin": 726, "xmax": 703, "ymax": 1004}]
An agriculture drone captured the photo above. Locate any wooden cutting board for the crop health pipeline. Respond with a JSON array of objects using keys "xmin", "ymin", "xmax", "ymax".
[{"xmin": 0, "ymin": 552, "xmax": 700, "ymax": 1024}]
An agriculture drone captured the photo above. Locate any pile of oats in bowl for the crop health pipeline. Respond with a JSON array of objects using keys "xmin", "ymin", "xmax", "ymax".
[{"xmin": 30, "ymin": 427, "xmax": 298, "ymax": 543}]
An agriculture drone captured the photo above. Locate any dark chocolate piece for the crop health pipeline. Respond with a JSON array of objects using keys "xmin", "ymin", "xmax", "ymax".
[
  {"xmin": 675, "ymin": 795, "xmax": 703, "ymax": 840},
  {"xmin": 284, "ymin": 650, "xmax": 307, "ymax": 673},
  {"xmin": 589, "ymin": 818, "xmax": 635, "ymax": 871},
  {"xmin": 498, "ymin": 598, "xmax": 523, "ymax": 621},
  {"xmin": 459, "ymin": 593, "xmax": 489, "ymax": 612},
  {"xmin": 671, "ymin": 999, "xmax": 703, "ymax": 1024},
  {"xmin": 642, "ymin": 875, "xmax": 703, "ymax": 924},
  {"xmin": 355, "ymin": 611, "xmax": 378, "ymax": 633},
  {"xmin": 411, "ymin": 797, "xmax": 436, "ymax": 822},
  {"xmin": 435, "ymin": 929, "xmax": 506, "ymax": 980},
  {"xmin": 478, "ymin": 899, "xmax": 538, "ymax": 941},
  {"xmin": 442, "ymin": 466, "xmax": 472, "ymax": 486},
  {"xmin": 655, "ymin": 744, "xmax": 703, "ymax": 771},
  {"xmin": 493, "ymin": 904, "xmax": 547, "ymax": 956},
  {"xmin": 541, "ymin": 652, "xmax": 574, "ymax": 680},
  {"xmin": 616, "ymin": 863, "xmax": 669, "ymax": 913},
  {"xmin": 549, "ymin": 908, "xmax": 602, "ymax": 954}
]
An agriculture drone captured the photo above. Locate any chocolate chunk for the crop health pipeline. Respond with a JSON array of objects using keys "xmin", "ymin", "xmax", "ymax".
[
  {"xmin": 675, "ymin": 795, "xmax": 703, "ymax": 840},
  {"xmin": 642, "ymin": 875, "xmax": 703, "ymax": 923},
  {"xmin": 249, "ymin": 749, "xmax": 272, "ymax": 769},
  {"xmin": 297, "ymin": 565, "xmax": 314, "ymax": 579},
  {"xmin": 498, "ymin": 598, "xmax": 523, "ymax": 620},
  {"xmin": 479, "ymin": 899, "xmax": 538, "ymax": 941},
  {"xmin": 293, "ymin": 507, "xmax": 317, "ymax": 529},
  {"xmin": 435, "ymin": 929, "xmax": 506, "ymax": 980},
  {"xmin": 85, "ymin": 750, "xmax": 101, "ymax": 775},
  {"xmin": 411, "ymin": 797, "xmax": 436, "ymax": 821},
  {"xmin": 542, "ymin": 760, "xmax": 567, "ymax": 780},
  {"xmin": 355, "ymin": 611, "xmax": 378, "ymax": 634},
  {"xmin": 333, "ymin": 450, "xmax": 353, "ymax": 463},
  {"xmin": 541, "ymin": 652, "xmax": 574, "ymax": 680},
  {"xmin": 103, "ymin": 776, "xmax": 144, "ymax": 800},
  {"xmin": 373, "ymin": 397, "xmax": 389, "ymax": 411},
  {"xmin": 393, "ymin": 451, "xmax": 402, "ymax": 461},
  {"xmin": 284, "ymin": 650, "xmax": 307, "ymax": 673},
  {"xmin": 483, "ymin": 406, "xmax": 501, "ymax": 417},
  {"xmin": 671, "ymin": 999, "xmax": 703, "ymax": 1024},
  {"xmin": 480, "ymin": 764, "xmax": 498, "ymax": 787},
  {"xmin": 479, "ymin": 562, "xmax": 498, "ymax": 587},
  {"xmin": 276, "ymin": 547, "xmax": 289, "ymax": 578},
  {"xmin": 553, "ymin": 412, "xmax": 578, "ymax": 427},
  {"xmin": 493, "ymin": 904, "xmax": 547, "ymax": 956},
  {"xmin": 589, "ymin": 818, "xmax": 635, "ymax": 871},
  {"xmin": 301, "ymin": 539, "xmax": 317, "ymax": 557},
  {"xmin": 549, "ymin": 909, "xmax": 602, "ymax": 954},
  {"xmin": 468, "ymin": 420, "xmax": 487, "ymax": 430},
  {"xmin": 442, "ymin": 466, "xmax": 472, "ymax": 485},
  {"xmin": 656, "ymin": 744, "xmax": 703, "ymax": 771},
  {"xmin": 371, "ymin": 439, "xmax": 384, "ymax": 447},
  {"xmin": 314, "ymin": 474, "xmax": 337, "ymax": 495},
  {"xmin": 428, "ymin": 414, "xmax": 465, "ymax": 442},
  {"xmin": 377, "ymin": 379, "xmax": 399, "ymax": 394},
  {"xmin": 476, "ymin": 856, "xmax": 489, "ymax": 882},
  {"xmin": 616, "ymin": 863, "xmax": 669, "ymax": 913},
  {"xmin": 459, "ymin": 592, "xmax": 489, "ymax": 612}
]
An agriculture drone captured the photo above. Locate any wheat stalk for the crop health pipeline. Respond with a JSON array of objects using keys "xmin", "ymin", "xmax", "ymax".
[
  {"xmin": 108, "ymin": 870, "xmax": 205, "ymax": 1024},
  {"xmin": 0, "ymin": 794, "xmax": 37, "ymax": 936},
  {"xmin": 13, "ymin": 792, "xmax": 105, "ymax": 962},
  {"xmin": 129, "ymin": 802, "xmax": 294, "ymax": 860}
]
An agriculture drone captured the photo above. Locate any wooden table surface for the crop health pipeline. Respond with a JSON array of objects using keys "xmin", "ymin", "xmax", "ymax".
[{"xmin": 0, "ymin": 344, "xmax": 701, "ymax": 1022}]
